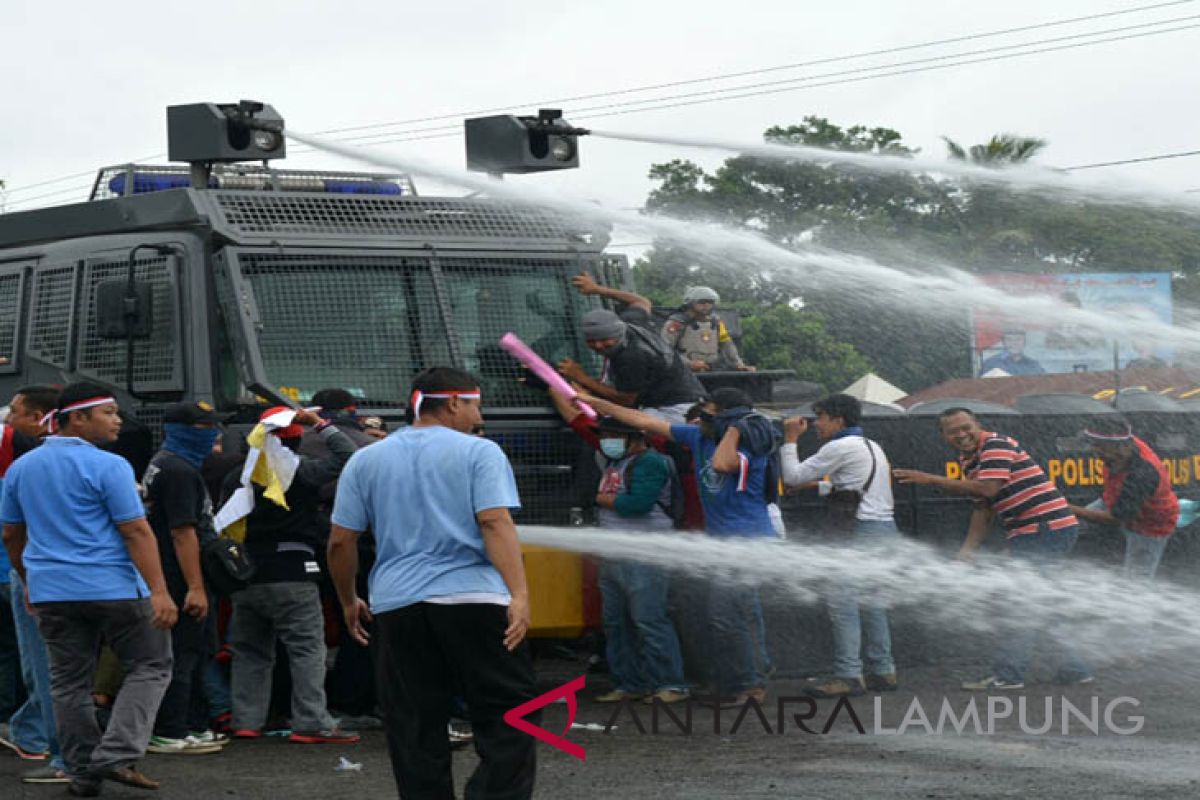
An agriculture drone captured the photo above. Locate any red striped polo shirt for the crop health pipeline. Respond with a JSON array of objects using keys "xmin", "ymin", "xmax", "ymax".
[{"xmin": 960, "ymin": 432, "xmax": 1078, "ymax": 538}]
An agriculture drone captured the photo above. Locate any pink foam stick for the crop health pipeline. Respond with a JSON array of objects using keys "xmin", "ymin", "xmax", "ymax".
[{"xmin": 499, "ymin": 332, "xmax": 598, "ymax": 420}]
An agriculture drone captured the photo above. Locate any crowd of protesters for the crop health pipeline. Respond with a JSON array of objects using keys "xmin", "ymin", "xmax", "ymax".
[{"xmin": 0, "ymin": 274, "xmax": 1191, "ymax": 799}]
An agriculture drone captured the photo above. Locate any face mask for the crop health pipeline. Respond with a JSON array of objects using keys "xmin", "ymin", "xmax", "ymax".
[
  {"xmin": 599, "ymin": 438, "xmax": 628, "ymax": 460},
  {"xmin": 163, "ymin": 423, "xmax": 220, "ymax": 468}
]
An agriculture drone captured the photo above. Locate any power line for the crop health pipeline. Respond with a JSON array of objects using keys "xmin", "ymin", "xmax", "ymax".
[
  {"xmin": 3, "ymin": 153, "xmax": 164, "ymax": 197},
  {"xmin": 324, "ymin": 10, "xmax": 1200, "ymax": 148},
  {"xmin": 301, "ymin": 19, "xmax": 1200, "ymax": 152},
  {"xmin": 6, "ymin": 9, "xmax": 1200, "ymax": 210},
  {"xmin": 4, "ymin": 1, "xmax": 1192, "ymax": 197},
  {"xmin": 1063, "ymin": 149, "xmax": 1200, "ymax": 170},
  {"xmin": 307, "ymin": 0, "xmax": 1195, "ymax": 138}
]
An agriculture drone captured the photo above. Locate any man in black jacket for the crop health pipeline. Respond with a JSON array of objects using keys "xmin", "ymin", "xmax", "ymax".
[
  {"xmin": 298, "ymin": 388, "xmax": 378, "ymax": 720},
  {"xmin": 227, "ymin": 407, "xmax": 359, "ymax": 744}
]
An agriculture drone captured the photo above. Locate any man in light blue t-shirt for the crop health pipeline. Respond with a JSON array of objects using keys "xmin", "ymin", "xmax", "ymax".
[
  {"xmin": 328, "ymin": 367, "xmax": 538, "ymax": 800},
  {"xmin": 2, "ymin": 382, "xmax": 177, "ymax": 796}
]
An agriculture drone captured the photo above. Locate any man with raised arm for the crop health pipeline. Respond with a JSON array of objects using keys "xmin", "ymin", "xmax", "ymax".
[
  {"xmin": 577, "ymin": 387, "xmax": 777, "ymax": 705},
  {"xmin": 893, "ymin": 407, "xmax": 1091, "ymax": 691},
  {"xmin": 557, "ymin": 274, "xmax": 704, "ymax": 423}
]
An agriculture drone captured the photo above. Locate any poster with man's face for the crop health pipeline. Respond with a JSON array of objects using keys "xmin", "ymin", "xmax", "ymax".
[{"xmin": 974, "ymin": 272, "xmax": 1173, "ymax": 377}]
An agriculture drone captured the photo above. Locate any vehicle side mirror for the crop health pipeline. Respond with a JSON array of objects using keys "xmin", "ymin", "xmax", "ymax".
[{"xmin": 96, "ymin": 279, "xmax": 154, "ymax": 338}]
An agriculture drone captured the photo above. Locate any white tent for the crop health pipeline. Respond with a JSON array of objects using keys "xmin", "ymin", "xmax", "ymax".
[{"xmin": 842, "ymin": 373, "xmax": 907, "ymax": 406}]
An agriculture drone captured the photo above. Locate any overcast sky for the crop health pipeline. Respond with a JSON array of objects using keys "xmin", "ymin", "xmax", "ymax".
[{"xmin": 3, "ymin": 0, "xmax": 1199, "ymax": 244}]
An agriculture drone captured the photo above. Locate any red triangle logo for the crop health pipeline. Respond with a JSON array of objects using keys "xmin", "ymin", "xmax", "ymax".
[{"xmin": 503, "ymin": 675, "xmax": 587, "ymax": 761}]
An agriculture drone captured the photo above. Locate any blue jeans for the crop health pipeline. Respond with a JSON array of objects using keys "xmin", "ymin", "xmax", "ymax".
[
  {"xmin": 993, "ymin": 526, "xmax": 1090, "ymax": 684},
  {"xmin": 706, "ymin": 583, "xmax": 760, "ymax": 695},
  {"xmin": 8, "ymin": 573, "xmax": 64, "ymax": 767},
  {"xmin": 599, "ymin": 562, "xmax": 687, "ymax": 693},
  {"xmin": 1085, "ymin": 499, "xmax": 1171, "ymax": 579},
  {"xmin": 826, "ymin": 519, "xmax": 898, "ymax": 679},
  {"xmin": 750, "ymin": 593, "xmax": 773, "ymax": 682},
  {"xmin": 9, "ymin": 572, "xmax": 64, "ymax": 770}
]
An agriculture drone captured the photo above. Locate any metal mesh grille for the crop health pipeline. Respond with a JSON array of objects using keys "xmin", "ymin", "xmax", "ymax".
[
  {"xmin": 75, "ymin": 256, "xmax": 182, "ymax": 389},
  {"xmin": 90, "ymin": 163, "xmax": 417, "ymax": 201},
  {"xmin": 439, "ymin": 257, "xmax": 596, "ymax": 407},
  {"xmin": 28, "ymin": 264, "xmax": 77, "ymax": 366},
  {"xmin": 0, "ymin": 271, "xmax": 21, "ymax": 364},
  {"xmin": 237, "ymin": 254, "xmax": 451, "ymax": 404},
  {"xmin": 213, "ymin": 194, "xmax": 586, "ymax": 242}
]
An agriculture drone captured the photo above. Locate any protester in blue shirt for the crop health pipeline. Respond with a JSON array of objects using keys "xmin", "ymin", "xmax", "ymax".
[
  {"xmin": 578, "ymin": 388, "xmax": 781, "ymax": 706},
  {"xmin": 1, "ymin": 382, "xmax": 177, "ymax": 796},
  {"xmin": 327, "ymin": 367, "xmax": 538, "ymax": 800},
  {"xmin": 1, "ymin": 385, "xmax": 72, "ymax": 785}
]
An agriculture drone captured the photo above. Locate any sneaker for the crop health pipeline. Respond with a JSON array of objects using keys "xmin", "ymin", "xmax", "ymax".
[
  {"xmin": 22, "ymin": 766, "xmax": 70, "ymax": 784},
  {"xmin": 865, "ymin": 673, "xmax": 898, "ymax": 692},
  {"xmin": 1056, "ymin": 672, "xmax": 1096, "ymax": 686},
  {"xmin": 187, "ymin": 730, "xmax": 231, "ymax": 747},
  {"xmin": 232, "ymin": 729, "xmax": 263, "ymax": 739},
  {"xmin": 0, "ymin": 727, "xmax": 49, "ymax": 760},
  {"xmin": 288, "ymin": 727, "xmax": 360, "ymax": 744},
  {"xmin": 448, "ymin": 720, "xmax": 473, "ymax": 750},
  {"xmin": 594, "ymin": 689, "xmax": 648, "ymax": 703},
  {"xmin": 961, "ymin": 675, "xmax": 1024, "ymax": 691},
  {"xmin": 643, "ymin": 689, "xmax": 691, "ymax": 705},
  {"xmin": 147, "ymin": 734, "xmax": 224, "ymax": 755},
  {"xmin": 805, "ymin": 678, "xmax": 866, "ymax": 698}
]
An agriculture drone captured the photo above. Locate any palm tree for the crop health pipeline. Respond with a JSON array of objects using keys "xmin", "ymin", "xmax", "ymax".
[{"xmin": 942, "ymin": 134, "xmax": 1048, "ymax": 166}]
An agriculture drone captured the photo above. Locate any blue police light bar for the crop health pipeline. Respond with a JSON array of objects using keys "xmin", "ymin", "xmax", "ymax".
[
  {"xmin": 108, "ymin": 173, "xmax": 403, "ymax": 196},
  {"xmin": 322, "ymin": 180, "xmax": 403, "ymax": 195},
  {"xmin": 108, "ymin": 173, "xmax": 206, "ymax": 194}
]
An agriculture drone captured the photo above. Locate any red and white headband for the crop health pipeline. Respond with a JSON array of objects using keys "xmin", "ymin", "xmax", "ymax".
[
  {"xmin": 410, "ymin": 390, "xmax": 481, "ymax": 420},
  {"xmin": 1082, "ymin": 424, "xmax": 1132, "ymax": 442},
  {"xmin": 41, "ymin": 396, "xmax": 117, "ymax": 433}
]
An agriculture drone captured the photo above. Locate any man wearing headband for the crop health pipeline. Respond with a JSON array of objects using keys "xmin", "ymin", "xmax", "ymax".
[
  {"xmin": 2, "ymin": 385, "xmax": 68, "ymax": 783},
  {"xmin": 1069, "ymin": 416, "xmax": 1181, "ymax": 582},
  {"xmin": 328, "ymin": 367, "xmax": 538, "ymax": 798},
  {"xmin": 2, "ymin": 382, "xmax": 177, "ymax": 794},
  {"xmin": 557, "ymin": 274, "xmax": 704, "ymax": 423}
]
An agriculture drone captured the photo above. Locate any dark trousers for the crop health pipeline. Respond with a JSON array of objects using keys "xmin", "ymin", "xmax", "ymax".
[
  {"xmin": 36, "ymin": 599, "xmax": 172, "ymax": 779},
  {"xmin": 375, "ymin": 603, "xmax": 539, "ymax": 800},
  {"xmin": 0, "ymin": 580, "xmax": 26, "ymax": 718},
  {"xmin": 153, "ymin": 588, "xmax": 207, "ymax": 739}
]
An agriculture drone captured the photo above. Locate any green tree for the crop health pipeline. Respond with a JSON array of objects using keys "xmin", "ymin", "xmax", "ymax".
[
  {"xmin": 739, "ymin": 305, "xmax": 873, "ymax": 392},
  {"xmin": 943, "ymin": 134, "xmax": 1047, "ymax": 166},
  {"xmin": 636, "ymin": 117, "xmax": 1200, "ymax": 391}
]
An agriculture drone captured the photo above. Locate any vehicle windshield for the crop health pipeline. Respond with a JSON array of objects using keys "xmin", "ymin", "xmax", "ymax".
[{"xmin": 229, "ymin": 252, "xmax": 598, "ymax": 407}]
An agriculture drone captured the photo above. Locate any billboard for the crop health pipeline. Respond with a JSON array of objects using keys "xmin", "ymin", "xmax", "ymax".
[{"xmin": 974, "ymin": 272, "xmax": 1173, "ymax": 376}]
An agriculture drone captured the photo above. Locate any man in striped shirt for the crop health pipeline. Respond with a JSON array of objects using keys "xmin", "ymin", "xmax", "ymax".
[{"xmin": 894, "ymin": 407, "xmax": 1091, "ymax": 691}]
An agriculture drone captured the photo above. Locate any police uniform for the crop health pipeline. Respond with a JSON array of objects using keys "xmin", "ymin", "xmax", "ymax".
[{"xmin": 662, "ymin": 312, "xmax": 745, "ymax": 370}]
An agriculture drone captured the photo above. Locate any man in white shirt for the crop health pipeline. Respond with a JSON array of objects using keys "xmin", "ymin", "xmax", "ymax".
[{"xmin": 780, "ymin": 394, "xmax": 898, "ymax": 698}]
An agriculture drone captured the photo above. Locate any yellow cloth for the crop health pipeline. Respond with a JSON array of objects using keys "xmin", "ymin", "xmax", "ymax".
[
  {"xmin": 246, "ymin": 424, "xmax": 292, "ymax": 510},
  {"xmin": 221, "ymin": 423, "xmax": 292, "ymax": 543}
]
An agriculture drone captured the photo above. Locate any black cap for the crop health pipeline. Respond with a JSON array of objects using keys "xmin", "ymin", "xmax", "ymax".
[{"xmin": 164, "ymin": 400, "xmax": 229, "ymax": 425}]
